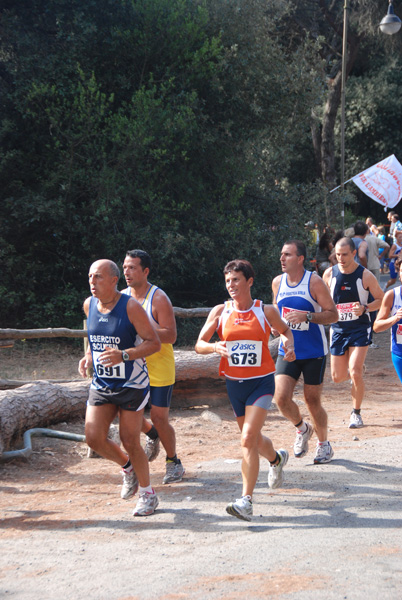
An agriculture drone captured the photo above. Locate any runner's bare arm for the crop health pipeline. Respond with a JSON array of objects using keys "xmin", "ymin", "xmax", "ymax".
[
  {"xmin": 363, "ymin": 270, "xmax": 384, "ymax": 313},
  {"xmin": 98, "ymin": 299, "xmax": 161, "ymax": 368},
  {"xmin": 195, "ymin": 304, "xmax": 228, "ymax": 357},
  {"xmin": 78, "ymin": 297, "xmax": 93, "ymax": 377},
  {"xmin": 358, "ymin": 240, "xmax": 368, "ymax": 268},
  {"xmin": 388, "ymin": 244, "xmax": 397, "ymax": 260},
  {"xmin": 373, "ymin": 291, "xmax": 402, "ymax": 332},
  {"xmin": 270, "ymin": 276, "xmax": 282, "ymax": 336},
  {"xmin": 150, "ymin": 289, "xmax": 177, "ymax": 344},
  {"xmin": 308, "ymin": 274, "xmax": 339, "ymax": 324},
  {"xmin": 264, "ymin": 305, "xmax": 296, "ymax": 362}
]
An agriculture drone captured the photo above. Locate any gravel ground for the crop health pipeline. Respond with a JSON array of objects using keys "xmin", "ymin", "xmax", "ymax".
[{"xmin": 1, "ymin": 328, "xmax": 402, "ymax": 599}]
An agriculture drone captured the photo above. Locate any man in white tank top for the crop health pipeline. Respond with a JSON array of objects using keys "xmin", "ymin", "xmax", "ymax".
[
  {"xmin": 272, "ymin": 240, "xmax": 339, "ymax": 464},
  {"xmin": 122, "ymin": 249, "xmax": 184, "ymax": 485}
]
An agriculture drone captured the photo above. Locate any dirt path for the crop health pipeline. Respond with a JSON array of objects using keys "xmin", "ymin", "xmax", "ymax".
[{"xmin": 1, "ymin": 331, "xmax": 402, "ymax": 599}]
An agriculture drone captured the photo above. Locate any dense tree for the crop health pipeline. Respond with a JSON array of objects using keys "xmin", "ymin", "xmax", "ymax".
[{"xmin": 0, "ymin": 0, "xmax": 326, "ymax": 330}]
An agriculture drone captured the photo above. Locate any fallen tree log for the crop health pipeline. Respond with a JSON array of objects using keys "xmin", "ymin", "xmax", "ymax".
[
  {"xmin": 0, "ymin": 342, "xmax": 280, "ymax": 454},
  {"xmin": 0, "ymin": 381, "xmax": 89, "ymax": 455}
]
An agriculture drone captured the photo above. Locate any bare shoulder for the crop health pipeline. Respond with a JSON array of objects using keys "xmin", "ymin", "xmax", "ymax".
[
  {"xmin": 126, "ymin": 295, "xmax": 144, "ymax": 315},
  {"xmin": 83, "ymin": 297, "xmax": 91, "ymax": 316},
  {"xmin": 209, "ymin": 303, "xmax": 225, "ymax": 319},
  {"xmin": 272, "ymin": 274, "xmax": 282, "ymax": 288},
  {"xmin": 263, "ymin": 303, "xmax": 279, "ymax": 318},
  {"xmin": 152, "ymin": 287, "xmax": 174, "ymax": 312},
  {"xmin": 153, "ymin": 287, "xmax": 172, "ymax": 304},
  {"xmin": 322, "ymin": 266, "xmax": 333, "ymax": 284},
  {"xmin": 311, "ymin": 271, "xmax": 329, "ymax": 290}
]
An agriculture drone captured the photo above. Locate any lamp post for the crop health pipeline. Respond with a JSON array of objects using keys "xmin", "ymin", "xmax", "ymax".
[
  {"xmin": 380, "ymin": 0, "xmax": 402, "ymax": 35},
  {"xmin": 340, "ymin": 0, "xmax": 401, "ymax": 230},
  {"xmin": 340, "ymin": 0, "xmax": 349, "ymax": 231}
]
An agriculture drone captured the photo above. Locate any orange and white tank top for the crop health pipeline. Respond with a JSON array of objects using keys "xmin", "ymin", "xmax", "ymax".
[{"xmin": 216, "ymin": 299, "xmax": 275, "ymax": 380}]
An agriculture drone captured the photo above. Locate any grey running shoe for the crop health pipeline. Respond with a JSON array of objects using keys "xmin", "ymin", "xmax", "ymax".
[
  {"xmin": 268, "ymin": 449, "xmax": 289, "ymax": 489},
  {"xmin": 313, "ymin": 442, "xmax": 334, "ymax": 464},
  {"xmin": 349, "ymin": 412, "xmax": 364, "ymax": 428},
  {"xmin": 145, "ymin": 436, "xmax": 161, "ymax": 462},
  {"xmin": 133, "ymin": 491, "xmax": 159, "ymax": 516},
  {"xmin": 294, "ymin": 421, "xmax": 314, "ymax": 458},
  {"xmin": 163, "ymin": 460, "xmax": 185, "ymax": 484},
  {"xmin": 121, "ymin": 468, "xmax": 138, "ymax": 499},
  {"xmin": 226, "ymin": 495, "xmax": 253, "ymax": 522}
]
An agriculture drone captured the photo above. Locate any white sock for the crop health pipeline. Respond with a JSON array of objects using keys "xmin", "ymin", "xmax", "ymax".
[
  {"xmin": 139, "ymin": 485, "xmax": 154, "ymax": 495},
  {"xmin": 298, "ymin": 421, "xmax": 308, "ymax": 433}
]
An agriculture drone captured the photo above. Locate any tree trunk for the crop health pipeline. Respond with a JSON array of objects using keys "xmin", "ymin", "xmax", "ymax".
[
  {"xmin": 0, "ymin": 381, "xmax": 89, "ymax": 454},
  {"xmin": 0, "ymin": 342, "xmax": 280, "ymax": 453}
]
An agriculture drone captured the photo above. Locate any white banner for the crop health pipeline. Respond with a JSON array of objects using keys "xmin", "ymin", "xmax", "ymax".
[{"xmin": 352, "ymin": 154, "xmax": 402, "ymax": 209}]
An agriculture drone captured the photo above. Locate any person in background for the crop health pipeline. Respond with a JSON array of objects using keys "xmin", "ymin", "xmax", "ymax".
[
  {"xmin": 366, "ymin": 217, "xmax": 379, "ymax": 237},
  {"xmin": 377, "ymin": 226, "xmax": 388, "ymax": 274},
  {"xmin": 316, "ymin": 227, "xmax": 335, "ymax": 277},
  {"xmin": 351, "ymin": 221, "xmax": 369, "ymax": 268},
  {"xmin": 373, "ymin": 257, "xmax": 402, "ymax": 385},
  {"xmin": 384, "ymin": 229, "xmax": 402, "ymax": 291}
]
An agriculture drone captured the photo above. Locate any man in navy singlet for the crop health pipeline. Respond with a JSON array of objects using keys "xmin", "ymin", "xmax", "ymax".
[
  {"xmin": 323, "ymin": 238, "xmax": 384, "ymax": 429},
  {"xmin": 272, "ymin": 240, "xmax": 339, "ymax": 464},
  {"xmin": 79, "ymin": 259, "xmax": 161, "ymax": 517}
]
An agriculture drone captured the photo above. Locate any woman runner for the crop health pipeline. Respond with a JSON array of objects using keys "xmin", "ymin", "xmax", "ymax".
[{"xmin": 195, "ymin": 259, "xmax": 295, "ymax": 521}]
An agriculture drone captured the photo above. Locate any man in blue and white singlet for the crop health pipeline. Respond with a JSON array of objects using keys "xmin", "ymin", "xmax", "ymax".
[
  {"xmin": 273, "ymin": 240, "xmax": 339, "ymax": 465},
  {"xmin": 373, "ymin": 256, "xmax": 402, "ymax": 384},
  {"xmin": 323, "ymin": 238, "xmax": 384, "ymax": 429},
  {"xmin": 79, "ymin": 259, "xmax": 161, "ymax": 517}
]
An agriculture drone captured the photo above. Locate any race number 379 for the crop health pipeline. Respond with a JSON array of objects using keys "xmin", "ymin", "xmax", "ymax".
[
  {"xmin": 226, "ymin": 340, "xmax": 262, "ymax": 367},
  {"xmin": 337, "ymin": 303, "xmax": 358, "ymax": 322}
]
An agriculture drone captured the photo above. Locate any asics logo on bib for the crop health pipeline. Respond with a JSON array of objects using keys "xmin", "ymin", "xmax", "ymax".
[
  {"xmin": 231, "ymin": 342, "xmax": 256, "ymax": 351},
  {"xmin": 99, "ymin": 317, "xmax": 109, "ymax": 322}
]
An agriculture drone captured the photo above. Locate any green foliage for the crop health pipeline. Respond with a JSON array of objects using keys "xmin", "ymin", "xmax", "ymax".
[{"xmin": 1, "ymin": 0, "xmax": 328, "ymax": 329}]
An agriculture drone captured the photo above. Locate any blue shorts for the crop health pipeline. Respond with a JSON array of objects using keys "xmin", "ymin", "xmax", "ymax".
[
  {"xmin": 330, "ymin": 327, "xmax": 371, "ymax": 355},
  {"xmin": 225, "ymin": 374, "xmax": 275, "ymax": 418},
  {"xmin": 150, "ymin": 384, "xmax": 173, "ymax": 408},
  {"xmin": 391, "ymin": 353, "xmax": 402, "ymax": 385},
  {"xmin": 390, "ymin": 260, "xmax": 397, "ymax": 279}
]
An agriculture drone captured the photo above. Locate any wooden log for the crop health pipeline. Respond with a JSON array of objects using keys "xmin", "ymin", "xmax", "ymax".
[
  {"xmin": 0, "ymin": 381, "xmax": 89, "ymax": 454},
  {"xmin": 0, "ymin": 308, "xmax": 212, "ymax": 342},
  {"xmin": 0, "ymin": 328, "xmax": 87, "ymax": 340},
  {"xmin": 0, "ymin": 342, "xmax": 281, "ymax": 452}
]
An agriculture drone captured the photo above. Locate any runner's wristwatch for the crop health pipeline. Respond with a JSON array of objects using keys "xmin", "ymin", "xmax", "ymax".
[
  {"xmin": 121, "ymin": 350, "xmax": 130, "ymax": 362},
  {"xmin": 306, "ymin": 312, "xmax": 313, "ymax": 322}
]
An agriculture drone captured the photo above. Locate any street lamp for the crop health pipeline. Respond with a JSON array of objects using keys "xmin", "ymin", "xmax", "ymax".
[
  {"xmin": 340, "ymin": 0, "xmax": 349, "ymax": 230},
  {"xmin": 380, "ymin": 0, "xmax": 402, "ymax": 35},
  {"xmin": 340, "ymin": 0, "xmax": 401, "ymax": 229}
]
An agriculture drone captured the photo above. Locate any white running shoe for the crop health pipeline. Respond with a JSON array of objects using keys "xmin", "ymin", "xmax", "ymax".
[
  {"xmin": 163, "ymin": 460, "xmax": 185, "ymax": 484},
  {"xmin": 133, "ymin": 491, "xmax": 159, "ymax": 516},
  {"xmin": 294, "ymin": 422, "xmax": 314, "ymax": 458},
  {"xmin": 268, "ymin": 449, "xmax": 289, "ymax": 489},
  {"xmin": 313, "ymin": 442, "xmax": 334, "ymax": 464},
  {"xmin": 121, "ymin": 468, "xmax": 139, "ymax": 500},
  {"xmin": 145, "ymin": 436, "xmax": 161, "ymax": 462},
  {"xmin": 226, "ymin": 495, "xmax": 253, "ymax": 522},
  {"xmin": 349, "ymin": 412, "xmax": 364, "ymax": 428}
]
